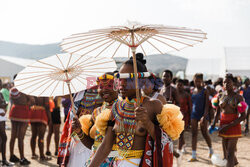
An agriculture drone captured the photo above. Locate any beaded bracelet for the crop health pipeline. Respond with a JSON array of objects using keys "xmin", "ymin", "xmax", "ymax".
[{"xmin": 78, "ymin": 131, "xmax": 85, "ymax": 140}]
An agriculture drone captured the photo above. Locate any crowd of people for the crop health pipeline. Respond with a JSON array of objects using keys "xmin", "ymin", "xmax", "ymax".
[
  {"xmin": 0, "ymin": 53, "xmax": 249, "ymax": 167},
  {"xmin": 68, "ymin": 53, "xmax": 249, "ymax": 167},
  {"xmin": 0, "ymin": 78, "xmax": 72, "ymax": 166}
]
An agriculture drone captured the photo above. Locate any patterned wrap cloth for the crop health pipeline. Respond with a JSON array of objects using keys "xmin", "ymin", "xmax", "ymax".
[
  {"xmin": 57, "ymin": 86, "xmax": 102, "ymax": 167},
  {"xmin": 29, "ymin": 105, "xmax": 48, "ymax": 125}
]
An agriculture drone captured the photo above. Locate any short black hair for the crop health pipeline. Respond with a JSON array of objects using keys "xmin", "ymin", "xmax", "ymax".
[
  {"xmin": 233, "ymin": 77, "xmax": 238, "ymax": 84},
  {"xmin": 190, "ymin": 80, "xmax": 194, "ymax": 87},
  {"xmin": 194, "ymin": 73, "xmax": 203, "ymax": 80},
  {"xmin": 2, "ymin": 83, "xmax": 8, "ymax": 88},
  {"xmin": 172, "ymin": 77, "xmax": 178, "ymax": 85},
  {"xmin": 244, "ymin": 78, "xmax": 249, "ymax": 84},
  {"xmin": 183, "ymin": 79, "xmax": 189, "ymax": 86},
  {"xmin": 225, "ymin": 73, "xmax": 234, "ymax": 82},
  {"xmin": 177, "ymin": 79, "xmax": 184, "ymax": 84},
  {"xmin": 214, "ymin": 77, "xmax": 223, "ymax": 87},
  {"xmin": 204, "ymin": 79, "xmax": 212, "ymax": 85},
  {"xmin": 163, "ymin": 69, "xmax": 173, "ymax": 79}
]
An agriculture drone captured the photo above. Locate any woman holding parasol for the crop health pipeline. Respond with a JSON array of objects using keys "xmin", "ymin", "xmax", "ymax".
[
  {"xmin": 72, "ymin": 71, "xmax": 119, "ymax": 166},
  {"xmin": 88, "ymin": 54, "xmax": 184, "ymax": 167}
]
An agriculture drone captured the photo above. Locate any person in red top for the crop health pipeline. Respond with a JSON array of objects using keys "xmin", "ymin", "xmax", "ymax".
[
  {"xmin": 176, "ymin": 79, "xmax": 192, "ymax": 153},
  {"xmin": 29, "ymin": 96, "xmax": 52, "ymax": 161},
  {"xmin": 9, "ymin": 74, "xmax": 32, "ymax": 165}
]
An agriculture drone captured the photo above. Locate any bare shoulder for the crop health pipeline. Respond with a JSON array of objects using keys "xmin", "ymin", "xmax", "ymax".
[
  {"xmin": 146, "ymin": 97, "xmax": 163, "ymax": 115},
  {"xmin": 157, "ymin": 94, "xmax": 167, "ymax": 104}
]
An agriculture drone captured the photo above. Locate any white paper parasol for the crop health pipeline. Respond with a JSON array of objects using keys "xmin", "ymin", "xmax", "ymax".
[
  {"xmin": 60, "ymin": 22, "xmax": 207, "ymax": 105},
  {"xmin": 14, "ymin": 53, "xmax": 117, "ymax": 114}
]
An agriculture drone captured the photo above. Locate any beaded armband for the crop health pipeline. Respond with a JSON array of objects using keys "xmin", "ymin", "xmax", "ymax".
[{"xmin": 78, "ymin": 130, "xmax": 85, "ymax": 140}]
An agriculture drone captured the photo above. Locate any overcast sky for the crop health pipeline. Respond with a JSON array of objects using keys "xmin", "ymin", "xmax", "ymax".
[{"xmin": 0, "ymin": 0, "xmax": 249, "ymax": 58}]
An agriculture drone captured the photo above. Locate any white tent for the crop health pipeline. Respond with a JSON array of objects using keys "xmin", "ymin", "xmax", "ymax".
[
  {"xmin": 0, "ymin": 55, "xmax": 35, "ymax": 82},
  {"xmin": 225, "ymin": 47, "xmax": 250, "ymax": 77},
  {"xmin": 179, "ymin": 41, "xmax": 226, "ymax": 81},
  {"xmin": 185, "ymin": 58, "xmax": 225, "ymax": 81},
  {"xmin": 185, "ymin": 46, "xmax": 250, "ymax": 80}
]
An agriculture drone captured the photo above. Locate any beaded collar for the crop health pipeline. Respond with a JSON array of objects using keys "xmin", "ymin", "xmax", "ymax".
[
  {"xmin": 112, "ymin": 96, "xmax": 144, "ymax": 150},
  {"xmin": 112, "ymin": 96, "xmax": 144, "ymax": 133}
]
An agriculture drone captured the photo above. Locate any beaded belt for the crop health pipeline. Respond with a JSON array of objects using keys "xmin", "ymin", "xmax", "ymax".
[
  {"xmin": 117, "ymin": 150, "xmax": 143, "ymax": 159},
  {"xmin": 116, "ymin": 150, "xmax": 143, "ymax": 166},
  {"xmin": 30, "ymin": 105, "xmax": 45, "ymax": 110}
]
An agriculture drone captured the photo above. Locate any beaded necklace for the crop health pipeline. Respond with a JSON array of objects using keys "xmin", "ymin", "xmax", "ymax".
[
  {"xmin": 78, "ymin": 90, "xmax": 103, "ymax": 114},
  {"xmin": 112, "ymin": 96, "xmax": 144, "ymax": 150}
]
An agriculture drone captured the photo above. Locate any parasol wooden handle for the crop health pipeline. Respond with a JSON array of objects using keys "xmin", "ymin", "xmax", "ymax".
[
  {"xmin": 65, "ymin": 72, "xmax": 77, "ymax": 116},
  {"xmin": 66, "ymin": 82, "xmax": 77, "ymax": 116},
  {"xmin": 131, "ymin": 31, "xmax": 140, "ymax": 106}
]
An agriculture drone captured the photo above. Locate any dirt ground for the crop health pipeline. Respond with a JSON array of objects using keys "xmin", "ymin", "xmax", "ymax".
[{"xmin": 3, "ymin": 120, "xmax": 250, "ymax": 167}]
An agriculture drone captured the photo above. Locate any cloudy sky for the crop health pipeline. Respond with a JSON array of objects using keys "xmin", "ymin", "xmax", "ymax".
[{"xmin": 0, "ymin": 0, "xmax": 249, "ymax": 58}]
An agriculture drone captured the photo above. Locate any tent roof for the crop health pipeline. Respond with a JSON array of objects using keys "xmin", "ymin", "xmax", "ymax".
[
  {"xmin": 225, "ymin": 47, "xmax": 250, "ymax": 70},
  {"xmin": 0, "ymin": 55, "xmax": 35, "ymax": 67},
  {"xmin": 185, "ymin": 58, "xmax": 224, "ymax": 75}
]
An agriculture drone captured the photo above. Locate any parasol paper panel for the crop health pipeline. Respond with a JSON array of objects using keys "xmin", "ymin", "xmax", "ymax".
[
  {"xmin": 14, "ymin": 53, "xmax": 117, "ymax": 97},
  {"xmin": 60, "ymin": 23, "xmax": 207, "ymax": 58}
]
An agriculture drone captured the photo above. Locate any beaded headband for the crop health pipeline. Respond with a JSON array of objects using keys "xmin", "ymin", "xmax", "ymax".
[
  {"xmin": 96, "ymin": 74, "xmax": 114, "ymax": 85},
  {"xmin": 114, "ymin": 72, "xmax": 151, "ymax": 79}
]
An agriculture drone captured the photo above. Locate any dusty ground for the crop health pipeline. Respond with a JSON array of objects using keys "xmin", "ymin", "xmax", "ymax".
[{"xmin": 3, "ymin": 120, "xmax": 250, "ymax": 167}]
